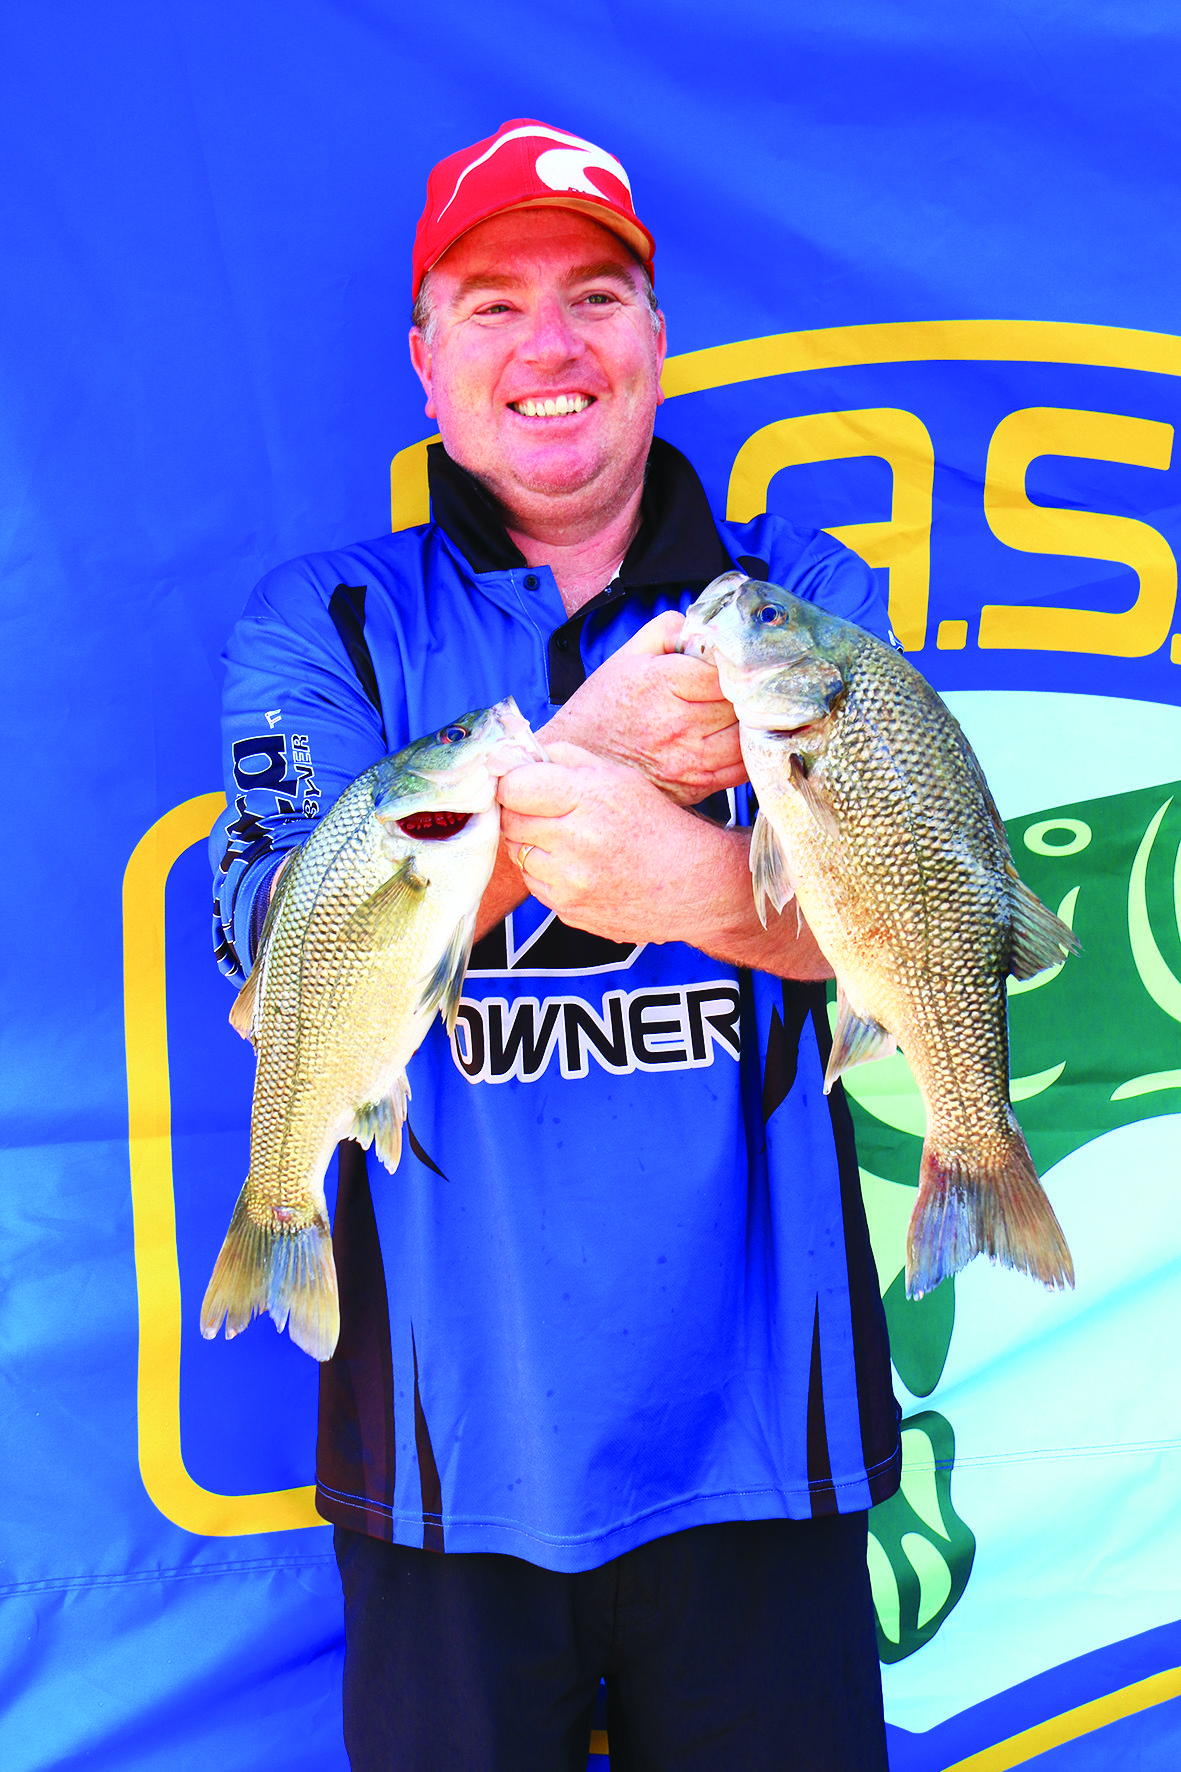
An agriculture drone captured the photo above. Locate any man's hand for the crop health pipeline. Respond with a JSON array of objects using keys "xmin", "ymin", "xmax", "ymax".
[
  {"xmin": 494, "ymin": 742, "xmax": 832, "ymax": 980},
  {"xmin": 540, "ymin": 611, "xmax": 743, "ymax": 806},
  {"xmin": 497, "ymin": 743, "xmax": 713, "ymax": 945}
]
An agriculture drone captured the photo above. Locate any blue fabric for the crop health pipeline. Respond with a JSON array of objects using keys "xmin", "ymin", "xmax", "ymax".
[
  {"xmin": 213, "ymin": 486, "xmax": 900, "ymax": 1570},
  {"xmin": 5, "ymin": 4, "xmax": 1181, "ymax": 1767}
]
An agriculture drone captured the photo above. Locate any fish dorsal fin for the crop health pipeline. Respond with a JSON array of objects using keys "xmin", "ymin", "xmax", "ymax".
[
  {"xmin": 788, "ymin": 752, "xmax": 840, "ymax": 837},
  {"xmin": 351, "ymin": 1073, "xmax": 412, "ymax": 1175},
  {"xmin": 228, "ymin": 854, "xmax": 297, "ymax": 1044},
  {"xmin": 750, "ymin": 809, "xmax": 796, "ymax": 928},
  {"xmin": 419, "ymin": 902, "xmax": 479, "ymax": 1034},
  {"xmin": 823, "ymin": 984, "xmax": 896, "ymax": 1094},
  {"xmin": 346, "ymin": 855, "xmax": 429, "ymax": 946},
  {"xmin": 1009, "ymin": 877, "xmax": 1081, "ymax": 980}
]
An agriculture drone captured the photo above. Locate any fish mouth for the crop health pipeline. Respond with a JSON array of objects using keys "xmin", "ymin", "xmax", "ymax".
[
  {"xmin": 396, "ymin": 810, "xmax": 476, "ymax": 840},
  {"xmin": 485, "ymin": 697, "xmax": 549, "ymax": 772}
]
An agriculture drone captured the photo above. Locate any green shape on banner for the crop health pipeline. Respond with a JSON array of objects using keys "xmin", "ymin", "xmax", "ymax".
[
  {"xmin": 868, "ymin": 1411, "xmax": 976, "ymax": 1665},
  {"xmin": 853, "ymin": 777, "xmax": 1181, "ymax": 1661},
  {"xmin": 882, "ymin": 1269, "xmax": 956, "ymax": 1398}
]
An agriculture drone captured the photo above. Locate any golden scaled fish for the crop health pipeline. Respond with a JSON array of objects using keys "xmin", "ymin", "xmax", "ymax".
[
  {"xmin": 680, "ymin": 572, "xmax": 1077, "ymax": 1299},
  {"xmin": 201, "ymin": 697, "xmax": 545, "ymax": 1360}
]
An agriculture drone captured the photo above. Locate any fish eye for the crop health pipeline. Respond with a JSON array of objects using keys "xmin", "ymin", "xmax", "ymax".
[
  {"xmin": 439, "ymin": 725, "xmax": 469, "ymax": 743},
  {"xmin": 757, "ymin": 604, "xmax": 784, "ymax": 626}
]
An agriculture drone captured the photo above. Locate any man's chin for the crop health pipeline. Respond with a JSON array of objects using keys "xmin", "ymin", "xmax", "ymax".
[{"xmin": 497, "ymin": 449, "xmax": 611, "ymax": 506}]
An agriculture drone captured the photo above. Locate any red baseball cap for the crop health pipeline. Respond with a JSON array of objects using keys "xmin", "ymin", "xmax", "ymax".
[{"xmin": 412, "ymin": 118, "xmax": 655, "ymax": 300}]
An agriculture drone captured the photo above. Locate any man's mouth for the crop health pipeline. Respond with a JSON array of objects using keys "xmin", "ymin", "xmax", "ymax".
[{"xmin": 508, "ymin": 393, "xmax": 594, "ymax": 419}]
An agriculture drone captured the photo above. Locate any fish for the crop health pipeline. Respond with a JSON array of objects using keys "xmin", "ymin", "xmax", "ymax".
[
  {"xmin": 201, "ymin": 697, "xmax": 545, "ymax": 1359},
  {"xmin": 679, "ymin": 571, "xmax": 1078, "ymax": 1299}
]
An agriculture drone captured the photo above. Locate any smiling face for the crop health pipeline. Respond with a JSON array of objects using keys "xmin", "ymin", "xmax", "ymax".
[{"xmin": 408, "ymin": 208, "xmax": 666, "ymax": 538}]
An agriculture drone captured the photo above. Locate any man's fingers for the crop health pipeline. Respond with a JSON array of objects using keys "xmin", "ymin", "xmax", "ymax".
[
  {"xmin": 506, "ymin": 835, "xmax": 549, "ymax": 877},
  {"xmin": 496, "ymin": 760, "xmax": 582, "ymax": 817},
  {"xmin": 650, "ymin": 652, "xmax": 732, "ymax": 706},
  {"xmin": 538, "ymin": 739, "xmax": 602, "ymax": 769}
]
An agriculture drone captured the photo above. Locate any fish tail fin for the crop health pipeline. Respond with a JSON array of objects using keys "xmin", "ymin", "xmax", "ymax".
[
  {"xmin": 200, "ymin": 1183, "xmax": 339, "ymax": 1361},
  {"xmin": 906, "ymin": 1119, "xmax": 1074, "ymax": 1299}
]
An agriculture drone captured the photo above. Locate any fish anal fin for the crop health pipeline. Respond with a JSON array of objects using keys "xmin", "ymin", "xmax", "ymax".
[
  {"xmin": 200, "ymin": 1184, "xmax": 339, "ymax": 1361},
  {"xmin": 823, "ymin": 985, "xmax": 895, "ymax": 1093},
  {"xmin": 788, "ymin": 752, "xmax": 839, "ymax": 837},
  {"xmin": 750, "ymin": 809, "xmax": 796, "ymax": 928},
  {"xmin": 351, "ymin": 1073, "xmax": 411, "ymax": 1175},
  {"xmin": 1010, "ymin": 877, "xmax": 1081, "ymax": 981},
  {"xmin": 419, "ymin": 904, "xmax": 478, "ymax": 1033},
  {"xmin": 906, "ymin": 1119, "xmax": 1075, "ymax": 1299},
  {"xmin": 346, "ymin": 856, "xmax": 429, "ymax": 945}
]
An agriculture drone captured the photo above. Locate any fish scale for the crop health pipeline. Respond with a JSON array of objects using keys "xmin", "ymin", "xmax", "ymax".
[
  {"xmin": 201, "ymin": 698, "xmax": 545, "ymax": 1359},
  {"xmin": 681, "ymin": 572, "xmax": 1077, "ymax": 1298}
]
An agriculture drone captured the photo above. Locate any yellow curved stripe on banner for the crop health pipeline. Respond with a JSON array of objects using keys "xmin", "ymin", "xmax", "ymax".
[
  {"xmin": 585, "ymin": 1655, "xmax": 1181, "ymax": 1771},
  {"xmin": 392, "ymin": 321, "xmax": 1181, "ymax": 531},
  {"xmin": 944, "ymin": 1663, "xmax": 1181, "ymax": 1769},
  {"xmin": 123, "ymin": 794, "xmax": 321, "ymax": 1536},
  {"xmin": 390, "ymin": 432, "xmax": 440, "ymax": 531},
  {"xmin": 659, "ymin": 317, "xmax": 1181, "ymax": 398}
]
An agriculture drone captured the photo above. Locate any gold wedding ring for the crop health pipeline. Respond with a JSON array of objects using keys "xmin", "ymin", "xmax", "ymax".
[{"xmin": 516, "ymin": 843, "xmax": 537, "ymax": 870}]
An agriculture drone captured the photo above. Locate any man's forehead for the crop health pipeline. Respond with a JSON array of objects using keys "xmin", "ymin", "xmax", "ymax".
[{"xmin": 431, "ymin": 208, "xmax": 642, "ymax": 292}]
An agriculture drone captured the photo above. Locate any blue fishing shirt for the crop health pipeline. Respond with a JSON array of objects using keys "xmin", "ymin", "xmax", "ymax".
[{"xmin": 211, "ymin": 438, "xmax": 901, "ymax": 1571}]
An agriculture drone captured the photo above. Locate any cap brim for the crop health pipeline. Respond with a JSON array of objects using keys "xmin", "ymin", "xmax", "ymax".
[{"xmin": 419, "ymin": 194, "xmax": 655, "ymax": 290}]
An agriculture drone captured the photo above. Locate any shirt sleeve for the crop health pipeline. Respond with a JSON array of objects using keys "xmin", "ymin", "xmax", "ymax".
[{"xmin": 210, "ymin": 557, "xmax": 391, "ymax": 984}]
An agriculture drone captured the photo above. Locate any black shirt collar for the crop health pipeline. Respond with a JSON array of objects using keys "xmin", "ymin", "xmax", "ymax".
[{"xmin": 426, "ymin": 436, "xmax": 736, "ymax": 589}]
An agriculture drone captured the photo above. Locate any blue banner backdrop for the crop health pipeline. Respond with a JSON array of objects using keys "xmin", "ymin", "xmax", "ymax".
[{"xmin": 3, "ymin": 5, "xmax": 1180, "ymax": 1768}]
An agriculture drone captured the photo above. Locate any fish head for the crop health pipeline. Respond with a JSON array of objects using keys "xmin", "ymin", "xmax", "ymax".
[
  {"xmin": 373, "ymin": 699, "xmax": 546, "ymax": 847},
  {"xmin": 680, "ymin": 573, "xmax": 847, "ymax": 733}
]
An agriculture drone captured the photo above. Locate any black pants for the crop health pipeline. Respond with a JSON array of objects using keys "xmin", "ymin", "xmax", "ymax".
[{"xmin": 335, "ymin": 1514, "xmax": 888, "ymax": 1771}]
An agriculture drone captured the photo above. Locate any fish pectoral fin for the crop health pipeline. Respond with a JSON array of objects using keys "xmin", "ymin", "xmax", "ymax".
[
  {"xmin": 823, "ymin": 986, "xmax": 896, "ymax": 1093},
  {"xmin": 346, "ymin": 856, "xmax": 430, "ymax": 945},
  {"xmin": 750, "ymin": 809, "xmax": 796, "ymax": 928},
  {"xmin": 788, "ymin": 752, "xmax": 840, "ymax": 838},
  {"xmin": 419, "ymin": 904, "xmax": 478, "ymax": 1034},
  {"xmin": 229, "ymin": 964, "xmax": 261, "ymax": 1044},
  {"xmin": 1009, "ymin": 878, "xmax": 1082, "ymax": 980},
  {"xmin": 352, "ymin": 1073, "xmax": 411, "ymax": 1174}
]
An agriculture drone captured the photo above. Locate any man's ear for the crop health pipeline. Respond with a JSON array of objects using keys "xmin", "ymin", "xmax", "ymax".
[
  {"xmin": 409, "ymin": 328, "xmax": 436, "ymax": 419},
  {"xmin": 654, "ymin": 310, "xmax": 667, "ymax": 406}
]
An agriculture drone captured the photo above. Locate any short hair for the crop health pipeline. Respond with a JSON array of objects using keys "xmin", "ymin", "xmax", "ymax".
[{"xmin": 411, "ymin": 259, "xmax": 662, "ymax": 345}]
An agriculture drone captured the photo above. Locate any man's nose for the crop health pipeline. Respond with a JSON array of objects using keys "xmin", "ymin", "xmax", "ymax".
[{"xmin": 518, "ymin": 295, "xmax": 583, "ymax": 367}]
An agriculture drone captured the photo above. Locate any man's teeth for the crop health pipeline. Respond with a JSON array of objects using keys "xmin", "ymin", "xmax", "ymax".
[{"xmin": 511, "ymin": 394, "xmax": 592, "ymax": 418}]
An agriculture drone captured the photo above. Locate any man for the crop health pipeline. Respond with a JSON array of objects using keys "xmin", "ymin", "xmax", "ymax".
[{"xmin": 213, "ymin": 119, "xmax": 900, "ymax": 1770}]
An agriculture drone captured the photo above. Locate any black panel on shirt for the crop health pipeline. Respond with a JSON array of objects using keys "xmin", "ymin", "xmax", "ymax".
[
  {"xmin": 426, "ymin": 444, "xmax": 526, "ymax": 574},
  {"xmin": 426, "ymin": 437, "xmax": 743, "ymax": 704},
  {"xmin": 810, "ymin": 997, "xmax": 903, "ymax": 1507},
  {"xmin": 317, "ymin": 1140, "xmax": 397, "ymax": 1538},
  {"xmin": 329, "ymin": 582, "xmax": 387, "ymax": 745}
]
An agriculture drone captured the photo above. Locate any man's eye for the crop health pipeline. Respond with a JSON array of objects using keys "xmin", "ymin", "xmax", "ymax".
[{"xmin": 583, "ymin": 292, "xmax": 614, "ymax": 306}]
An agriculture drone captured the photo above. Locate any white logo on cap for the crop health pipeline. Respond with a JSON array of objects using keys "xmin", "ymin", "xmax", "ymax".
[
  {"xmin": 533, "ymin": 145, "xmax": 630, "ymax": 199},
  {"xmin": 437, "ymin": 126, "xmax": 632, "ymax": 221}
]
